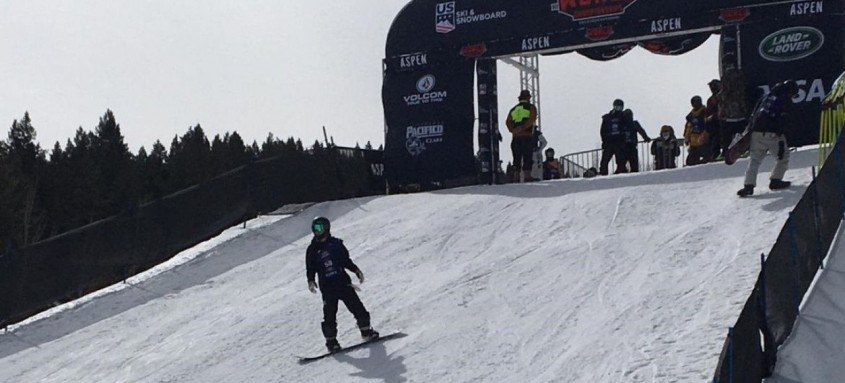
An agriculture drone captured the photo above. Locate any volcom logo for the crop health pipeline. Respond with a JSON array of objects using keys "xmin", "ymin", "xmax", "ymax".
[
  {"xmin": 416, "ymin": 75, "xmax": 435, "ymax": 93},
  {"xmin": 405, "ymin": 75, "xmax": 447, "ymax": 106}
]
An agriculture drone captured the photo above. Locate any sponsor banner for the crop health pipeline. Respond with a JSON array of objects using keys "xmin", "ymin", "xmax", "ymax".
[
  {"xmin": 638, "ymin": 33, "xmax": 711, "ymax": 56},
  {"xmin": 383, "ymin": 57, "xmax": 476, "ymax": 186},
  {"xmin": 476, "ymin": 59, "xmax": 500, "ymax": 181},
  {"xmin": 719, "ymin": 24, "xmax": 740, "ymax": 72},
  {"xmin": 386, "ymin": 0, "xmax": 835, "ymax": 58},
  {"xmin": 740, "ymin": 16, "xmax": 845, "ymax": 146},
  {"xmin": 554, "ymin": 0, "xmax": 639, "ymax": 23},
  {"xmin": 788, "ymin": 1, "xmax": 825, "ymax": 17},
  {"xmin": 577, "ymin": 42, "xmax": 635, "ymax": 61},
  {"xmin": 758, "ymin": 26, "xmax": 825, "ymax": 63},
  {"xmin": 435, "ymin": 1, "xmax": 508, "ymax": 34}
]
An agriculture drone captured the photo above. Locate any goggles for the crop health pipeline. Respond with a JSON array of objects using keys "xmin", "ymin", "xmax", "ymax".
[{"xmin": 312, "ymin": 222, "xmax": 327, "ymax": 234}]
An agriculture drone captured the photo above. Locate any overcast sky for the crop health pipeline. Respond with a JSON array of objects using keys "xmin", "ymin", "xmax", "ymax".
[{"xmin": 0, "ymin": 1, "xmax": 718, "ymax": 161}]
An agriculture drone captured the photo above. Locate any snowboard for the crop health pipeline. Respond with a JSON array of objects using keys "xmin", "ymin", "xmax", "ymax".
[
  {"xmin": 297, "ymin": 332, "xmax": 406, "ymax": 364},
  {"xmin": 725, "ymin": 129, "xmax": 752, "ymax": 165}
]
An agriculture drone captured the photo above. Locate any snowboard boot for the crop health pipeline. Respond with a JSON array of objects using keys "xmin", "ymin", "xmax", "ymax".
[
  {"xmin": 737, "ymin": 185, "xmax": 754, "ymax": 198},
  {"xmin": 769, "ymin": 179, "xmax": 791, "ymax": 190},
  {"xmin": 522, "ymin": 170, "xmax": 537, "ymax": 183},
  {"xmin": 325, "ymin": 338, "xmax": 341, "ymax": 353},
  {"xmin": 360, "ymin": 327, "xmax": 380, "ymax": 341}
]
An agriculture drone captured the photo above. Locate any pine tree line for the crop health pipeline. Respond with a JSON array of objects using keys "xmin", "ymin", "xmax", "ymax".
[{"xmin": 0, "ymin": 110, "xmax": 374, "ymax": 250}]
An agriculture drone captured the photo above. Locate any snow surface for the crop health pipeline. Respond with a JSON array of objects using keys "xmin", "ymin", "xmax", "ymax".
[
  {"xmin": 767, "ymin": 219, "xmax": 845, "ymax": 383},
  {"xmin": 0, "ymin": 149, "xmax": 822, "ymax": 382}
]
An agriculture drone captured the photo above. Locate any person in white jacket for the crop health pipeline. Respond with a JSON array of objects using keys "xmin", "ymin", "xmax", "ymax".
[{"xmin": 531, "ymin": 127, "xmax": 548, "ymax": 180}]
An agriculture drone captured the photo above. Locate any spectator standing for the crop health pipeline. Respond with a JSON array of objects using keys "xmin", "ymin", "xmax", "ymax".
[
  {"xmin": 706, "ymin": 79, "xmax": 723, "ymax": 160},
  {"xmin": 719, "ymin": 68, "xmax": 750, "ymax": 152},
  {"xmin": 684, "ymin": 96, "xmax": 710, "ymax": 165},
  {"xmin": 531, "ymin": 126, "xmax": 548, "ymax": 180},
  {"xmin": 651, "ymin": 125, "xmax": 681, "ymax": 170},
  {"xmin": 599, "ymin": 99, "xmax": 630, "ymax": 175},
  {"xmin": 622, "ymin": 109, "xmax": 651, "ymax": 172},
  {"xmin": 506, "ymin": 90, "xmax": 538, "ymax": 182},
  {"xmin": 737, "ymin": 80, "xmax": 799, "ymax": 197},
  {"xmin": 542, "ymin": 148, "xmax": 562, "ymax": 180}
]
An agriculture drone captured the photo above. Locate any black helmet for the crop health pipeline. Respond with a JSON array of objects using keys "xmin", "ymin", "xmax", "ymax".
[
  {"xmin": 781, "ymin": 79, "xmax": 799, "ymax": 96},
  {"xmin": 691, "ymin": 96, "xmax": 703, "ymax": 107},
  {"xmin": 312, "ymin": 216, "xmax": 330, "ymax": 237},
  {"xmin": 613, "ymin": 99, "xmax": 624, "ymax": 107},
  {"xmin": 544, "ymin": 147, "xmax": 555, "ymax": 158}
]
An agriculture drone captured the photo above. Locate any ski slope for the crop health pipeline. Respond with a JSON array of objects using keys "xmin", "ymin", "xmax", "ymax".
[{"xmin": 0, "ymin": 149, "xmax": 821, "ymax": 382}]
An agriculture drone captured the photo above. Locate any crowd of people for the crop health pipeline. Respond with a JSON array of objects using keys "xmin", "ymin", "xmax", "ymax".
[{"xmin": 502, "ymin": 69, "xmax": 795, "ymax": 194}]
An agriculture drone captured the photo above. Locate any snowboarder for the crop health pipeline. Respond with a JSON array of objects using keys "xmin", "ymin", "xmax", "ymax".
[
  {"xmin": 306, "ymin": 216, "xmax": 378, "ymax": 352},
  {"xmin": 599, "ymin": 99, "xmax": 631, "ymax": 175},
  {"xmin": 506, "ymin": 90, "xmax": 539, "ymax": 183},
  {"xmin": 737, "ymin": 80, "xmax": 799, "ymax": 197}
]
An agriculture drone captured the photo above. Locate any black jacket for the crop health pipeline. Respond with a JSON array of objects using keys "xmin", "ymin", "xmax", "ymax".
[
  {"xmin": 306, "ymin": 236, "xmax": 360, "ymax": 290},
  {"xmin": 601, "ymin": 111, "xmax": 631, "ymax": 144}
]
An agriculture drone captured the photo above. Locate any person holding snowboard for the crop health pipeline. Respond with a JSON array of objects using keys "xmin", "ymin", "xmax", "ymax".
[
  {"xmin": 737, "ymin": 80, "xmax": 799, "ymax": 197},
  {"xmin": 306, "ymin": 216, "xmax": 378, "ymax": 352}
]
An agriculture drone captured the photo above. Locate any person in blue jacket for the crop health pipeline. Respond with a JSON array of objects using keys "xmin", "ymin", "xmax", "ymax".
[{"xmin": 306, "ymin": 216, "xmax": 378, "ymax": 352}]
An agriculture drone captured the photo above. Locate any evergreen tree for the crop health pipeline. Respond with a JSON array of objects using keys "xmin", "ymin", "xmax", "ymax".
[
  {"xmin": 3, "ymin": 113, "xmax": 47, "ymax": 245},
  {"xmin": 64, "ymin": 127, "xmax": 105, "ymax": 227},
  {"xmin": 168, "ymin": 125, "xmax": 212, "ymax": 188},
  {"xmin": 227, "ymin": 132, "xmax": 249, "ymax": 166},
  {"xmin": 91, "ymin": 110, "xmax": 138, "ymax": 214}
]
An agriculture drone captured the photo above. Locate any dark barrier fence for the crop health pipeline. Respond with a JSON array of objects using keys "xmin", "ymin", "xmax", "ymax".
[
  {"xmin": 0, "ymin": 148, "xmax": 383, "ymax": 328},
  {"xmin": 712, "ymin": 74, "xmax": 845, "ymax": 382}
]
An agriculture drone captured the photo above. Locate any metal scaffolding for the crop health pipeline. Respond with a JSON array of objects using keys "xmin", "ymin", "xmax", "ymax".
[{"xmin": 500, "ymin": 54, "xmax": 541, "ymax": 128}]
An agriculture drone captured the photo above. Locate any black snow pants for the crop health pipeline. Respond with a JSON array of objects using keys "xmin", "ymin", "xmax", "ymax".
[
  {"xmin": 320, "ymin": 284, "xmax": 371, "ymax": 339},
  {"xmin": 511, "ymin": 136, "xmax": 535, "ymax": 171},
  {"xmin": 600, "ymin": 141, "xmax": 627, "ymax": 175}
]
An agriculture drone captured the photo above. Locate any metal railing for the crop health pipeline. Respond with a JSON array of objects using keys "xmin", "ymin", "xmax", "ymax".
[{"xmin": 561, "ymin": 139, "xmax": 690, "ymax": 177}]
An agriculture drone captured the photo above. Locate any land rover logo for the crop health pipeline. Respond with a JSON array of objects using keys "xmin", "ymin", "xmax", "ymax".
[
  {"xmin": 758, "ymin": 26, "xmax": 824, "ymax": 62},
  {"xmin": 416, "ymin": 75, "xmax": 436, "ymax": 93}
]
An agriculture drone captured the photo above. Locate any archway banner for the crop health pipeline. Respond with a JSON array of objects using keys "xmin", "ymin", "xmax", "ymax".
[{"xmin": 386, "ymin": 1, "xmax": 843, "ymax": 61}]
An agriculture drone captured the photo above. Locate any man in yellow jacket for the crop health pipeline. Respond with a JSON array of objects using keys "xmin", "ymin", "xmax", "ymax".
[{"xmin": 506, "ymin": 90, "xmax": 538, "ymax": 182}]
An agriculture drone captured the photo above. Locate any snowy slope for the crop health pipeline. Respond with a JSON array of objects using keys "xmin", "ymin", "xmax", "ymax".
[
  {"xmin": 0, "ymin": 150, "xmax": 820, "ymax": 383},
  {"xmin": 767, "ymin": 219, "xmax": 845, "ymax": 383}
]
